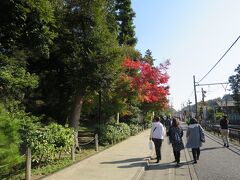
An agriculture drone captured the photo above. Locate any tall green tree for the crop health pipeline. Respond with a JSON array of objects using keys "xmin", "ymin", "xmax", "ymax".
[
  {"xmin": 229, "ymin": 64, "xmax": 240, "ymax": 112},
  {"xmin": 143, "ymin": 49, "xmax": 155, "ymax": 65},
  {"xmin": 0, "ymin": 0, "xmax": 56, "ymax": 174},
  {"xmin": 66, "ymin": 0, "xmax": 122, "ymax": 131},
  {"xmin": 0, "ymin": 0, "xmax": 56, "ymax": 106},
  {"xmin": 29, "ymin": 0, "xmax": 123, "ymax": 133},
  {"xmin": 0, "ymin": 0, "xmax": 56, "ymax": 57},
  {"xmin": 115, "ymin": 0, "xmax": 137, "ymax": 46}
]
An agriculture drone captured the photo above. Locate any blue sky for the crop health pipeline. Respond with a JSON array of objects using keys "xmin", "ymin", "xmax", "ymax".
[{"xmin": 132, "ymin": 0, "xmax": 240, "ymax": 110}]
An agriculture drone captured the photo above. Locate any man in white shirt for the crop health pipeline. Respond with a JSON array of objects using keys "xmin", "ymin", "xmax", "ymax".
[{"xmin": 150, "ymin": 116, "xmax": 165, "ymax": 163}]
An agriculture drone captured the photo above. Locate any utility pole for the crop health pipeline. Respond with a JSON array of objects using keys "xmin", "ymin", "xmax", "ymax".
[
  {"xmin": 200, "ymin": 88, "xmax": 206, "ymax": 122},
  {"xmin": 188, "ymin": 100, "xmax": 192, "ymax": 118},
  {"xmin": 201, "ymin": 88, "xmax": 206, "ymax": 103},
  {"xmin": 193, "ymin": 75, "xmax": 198, "ymax": 118}
]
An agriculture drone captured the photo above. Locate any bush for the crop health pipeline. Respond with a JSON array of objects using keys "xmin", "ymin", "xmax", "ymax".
[
  {"xmin": 98, "ymin": 122, "xmax": 130, "ymax": 145},
  {"xmin": 27, "ymin": 123, "xmax": 74, "ymax": 165},
  {"xmin": 129, "ymin": 124, "xmax": 139, "ymax": 135},
  {"xmin": 0, "ymin": 104, "xmax": 22, "ymax": 176},
  {"xmin": 115, "ymin": 123, "xmax": 130, "ymax": 141}
]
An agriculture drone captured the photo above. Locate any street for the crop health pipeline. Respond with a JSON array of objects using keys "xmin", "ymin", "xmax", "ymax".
[{"xmin": 141, "ymin": 124, "xmax": 240, "ymax": 180}]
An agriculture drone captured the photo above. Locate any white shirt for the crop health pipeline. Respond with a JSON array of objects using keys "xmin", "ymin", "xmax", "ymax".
[{"xmin": 150, "ymin": 121, "xmax": 165, "ymax": 139}]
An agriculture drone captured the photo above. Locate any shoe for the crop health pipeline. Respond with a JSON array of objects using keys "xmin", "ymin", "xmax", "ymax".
[
  {"xmin": 197, "ymin": 156, "xmax": 199, "ymax": 160},
  {"xmin": 156, "ymin": 160, "xmax": 159, "ymax": 163},
  {"xmin": 175, "ymin": 163, "xmax": 180, "ymax": 167},
  {"xmin": 193, "ymin": 160, "xmax": 197, "ymax": 164},
  {"xmin": 223, "ymin": 143, "xmax": 226, "ymax": 147},
  {"xmin": 226, "ymin": 145, "xmax": 229, "ymax": 148}
]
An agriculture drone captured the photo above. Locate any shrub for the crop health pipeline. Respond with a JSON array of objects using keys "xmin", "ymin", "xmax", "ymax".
[
  {"xmin": 115, "ymin": 123, "xmax": 130, "ymax": 141},
  {"xmin": 98, "ymin": 123, "xmax": 130, "ymax": 145},
  {"xmin": 129, "ymin": 124, "xmax": 139, "ymax": 135},
  {"xmin": 27, "ymin": 123, "xmax": 74, "ymax": 165},
  {"xmin": 0, "ymin": 104, "xmax": 22, "ymax": 176}
]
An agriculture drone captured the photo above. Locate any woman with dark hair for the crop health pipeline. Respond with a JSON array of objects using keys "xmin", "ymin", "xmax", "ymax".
[
  {"xmin": 150, "ymin": 116, "xmax": 165, "ymax": 163},
  {"xmin": 186, "ymin": 118, "xmax": 205, "ymax": 164},
  {"xmin": 220, "ymin": 115, "xmax": 229, "ymax": 147},
  {"xmin": 168, "ymin": 117, "xmax": 184, "ymax": 167}
]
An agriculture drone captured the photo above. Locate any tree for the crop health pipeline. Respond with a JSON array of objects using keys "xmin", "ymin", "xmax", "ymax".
[
  {"xmin": 115, "ymin": 0, "xmax": 137, "ymax": 46},
  {"xmin": 123, "ymin": 58, "xmax": 170, "ymax": 104},
  {"xmin": 143, "ymin": 49, "xmax": 155, "ymax": 65},
  {"xmin": 0, "ymin": 1, "xmax": 56, "ymax": 174},
  {"xmin": 0, "ymin": 0, "xmax": 56, "ymax": 57},
  {"xmin": 0, "ymin": 0, "xmax": 56, "ymax": 107},
  {"xmin": 29, "ymin": 0, "xmax": 123, "ymax": 134},
  {"xmin": 120, "ymin": 57, "xmax": 170, "ymax": 126},
  {"xmin": 229, "ymin": 64, "xmax": 240, "ymax": 112},
  {"xmin": 0, "ymin": 54, "xmax": 38, "ymax": 105}
]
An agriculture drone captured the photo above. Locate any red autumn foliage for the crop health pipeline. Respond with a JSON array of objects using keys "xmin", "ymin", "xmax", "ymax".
[{"xmin": 123, "ymin": 58, "xmax": 170, "ymax": 104}]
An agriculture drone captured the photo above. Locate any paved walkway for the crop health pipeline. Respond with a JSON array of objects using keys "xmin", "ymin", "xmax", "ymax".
[{"xmin": 42, "ymin": 127, "xmax": 197, "ymax": 180}]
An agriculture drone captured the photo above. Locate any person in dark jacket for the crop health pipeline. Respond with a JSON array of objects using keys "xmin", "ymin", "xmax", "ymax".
[
  {"xmin": 168, "ymin": 117, "xmax": 184, "ymax": 167},
  {"xmin": 165, "ymin": 116, "xmax": 172, "ymax": 136},
  {"xmin": 220, "ymin": 115, "xmax": 229, "ymax": 147}
]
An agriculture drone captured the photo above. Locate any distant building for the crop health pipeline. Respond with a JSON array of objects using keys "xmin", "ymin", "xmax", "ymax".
[{"xmin": 216, "ymin": 94, "xmax": 240, "ymax": 124}]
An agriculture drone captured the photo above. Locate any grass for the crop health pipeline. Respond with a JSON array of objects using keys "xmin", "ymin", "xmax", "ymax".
[
  {"xmin": 8, "ymin": 124, "xmax": 142, "ymax": 179},
  {"xmin": 9, "ymin": 144, "xmax": 112, "ymax": 180}
]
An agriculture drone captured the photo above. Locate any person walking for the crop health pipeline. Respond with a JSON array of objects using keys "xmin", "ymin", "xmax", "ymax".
[
  {"xmin": 186, "ymin": 118, "xmax": 205, "ymax": 164},
  {"xmin": 165, "ymin": 116, "xmax": 172, "ymax": 136},
  {"xmin": 168, "ymin": 117, "xmax": 184, "ymax": 167},
  {"xmin": 220, "ymin": 115, "xmax": 229, "ymax": 147},
  {"xmin": 150, "ymin": 116, "xmax": 165, "ymax": 163}
]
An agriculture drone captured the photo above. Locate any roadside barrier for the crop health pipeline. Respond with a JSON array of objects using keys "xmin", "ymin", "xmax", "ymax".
[
  {"xmin": 204, "ymin": 124, "xmax": 240, "ymax": 144},
  {"xmin": 1, "ymin": 132, "xmax": 99, "ymax": 180}
]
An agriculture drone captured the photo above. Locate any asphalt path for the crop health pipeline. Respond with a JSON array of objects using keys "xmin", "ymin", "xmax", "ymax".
[
  {"xmin": 189, "ymin": 130, "xmax": 240, "ymax": 180},
  {"xmin": 140, "ymin": 123, "xmax": 240, "ymax": 180}
]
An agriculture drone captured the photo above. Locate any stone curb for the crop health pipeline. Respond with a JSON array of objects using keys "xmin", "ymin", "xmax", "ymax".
[
  {"xmin": 183, "ymin": 147, "xmax": 199, "ymax": 180},
  {"xmin": 131, "ymin": 161, "xmax": 148, "ymax": 180}
]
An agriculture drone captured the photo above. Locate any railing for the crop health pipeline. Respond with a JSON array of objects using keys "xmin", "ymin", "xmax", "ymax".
[
  {"xmin": 1, "ymin": 133, "xmax": 99, "ymax": 180},
  {"xmin": 204, "ymin": 124, "xmax": 240, "ymax": 144},
  {"xmin": 78, "ymin": 131, "xmax": 99, "ymax": 152}
]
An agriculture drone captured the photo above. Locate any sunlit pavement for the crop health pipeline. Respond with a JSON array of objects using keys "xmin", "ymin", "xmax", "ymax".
[{"xmin": 42, "ymin": 122, "xmax": 240, "ymax": 180}]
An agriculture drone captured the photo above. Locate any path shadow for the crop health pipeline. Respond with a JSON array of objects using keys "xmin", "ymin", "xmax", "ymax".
[
  {"xmin": 118, "ymin": 162, "xmax": 147, "ymax": 168},
  {"xmin": 201, "ymin": 147, "xmax": 225, "ymax": 151},
  {"xmin": 101, "ymin": 157, "xmax": 145, "ymax": 164},
  {"xmin": 101, "ymin": 157, "xmax": 149, "ymax": 169},
  {"xmin": 145, "ymin": 160, "xmax": 192, "ymax": 171}
]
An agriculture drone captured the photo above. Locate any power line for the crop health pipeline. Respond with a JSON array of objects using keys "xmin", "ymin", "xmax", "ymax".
[{"xmin": 198, "ymin": 35, "xmax": 240, "ymax": 83}]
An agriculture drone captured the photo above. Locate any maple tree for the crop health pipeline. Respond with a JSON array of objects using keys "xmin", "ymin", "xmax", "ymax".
[{"xmin": 123, "ymin": 57, "xmax": 170, "ymax": 108}]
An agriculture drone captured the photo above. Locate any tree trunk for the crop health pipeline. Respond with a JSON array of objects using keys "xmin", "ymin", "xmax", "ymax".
[{"xmin": 69, "ymin": 94, "xmax": 84, "ymax": 149}]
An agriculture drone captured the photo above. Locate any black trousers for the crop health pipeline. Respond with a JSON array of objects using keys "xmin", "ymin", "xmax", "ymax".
[
  {"xmin": 152, "ymin": 138, "xmax": 162, "ymax": 161},
  {"xmin": 173, "ymin": 150, "xmax": 180, "ymax": 163},
  {"xmin": 192, "ymin": 148, "xmax": 200, "ymax": 161}
]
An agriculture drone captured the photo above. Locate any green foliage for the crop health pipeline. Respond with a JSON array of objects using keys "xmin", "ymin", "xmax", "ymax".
[
  {"xmin": 144, "ymin": 112, "xmax": 154, "ymax": 127},
  {"xmin": 115, "ymin": 0, "xmax": 137, "ymax": 46},
  {"xmin": 215, "ymin": 112, "xmax": 223, "ymax": 121},
  {"xmin": 115, "ymin": 122, "xmax": 130, "ymax": 139},
  {"xmin": 0, "ymin": 54, "xmax": 38, "ymax": 102},
  {"xmin": 0, "ymin": 0, "xmax": 57, "ymax": 56},
  {"xmin": 98, "ymin": 122, "xmax": 130, "ymax": 144},
  {"xmin": 0, "ymin": 104, "xmax": 22, "ymax": 176},
  {"xmin": 143, "ymin": 49, "xmax": 155, "ymax": 65},
  {"xmin": 129, "ymin": 124, "xmax": 142, "ymax": 136},
  {"xmin": 27, "ymin": 123, "xmax": 74, "ymax": 165},
  {"xmin": 229, "ymin": 64, "xmax": 240, "ymax": 112}
]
